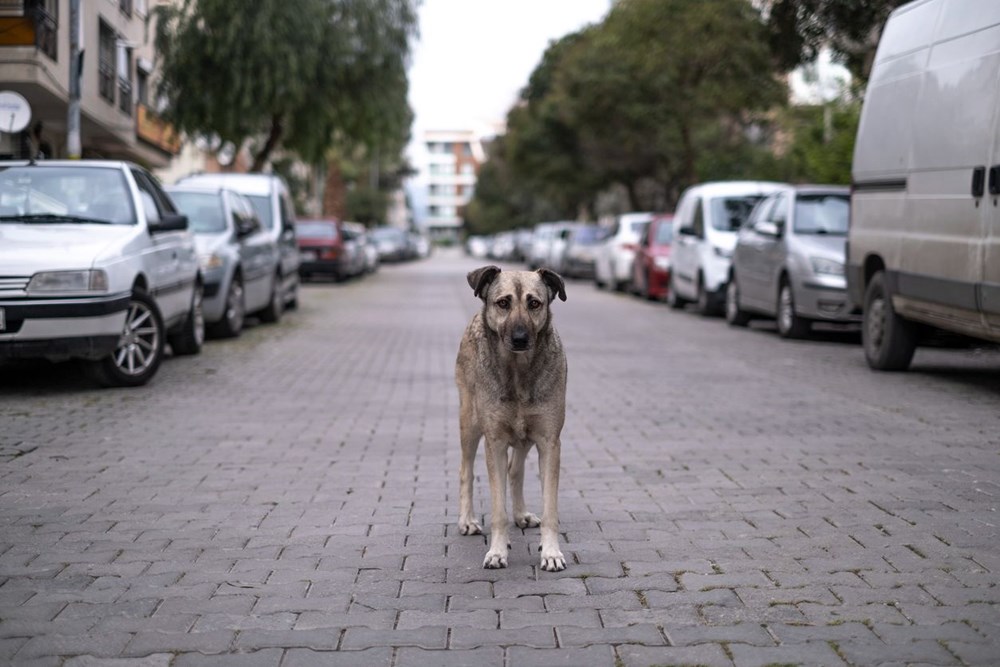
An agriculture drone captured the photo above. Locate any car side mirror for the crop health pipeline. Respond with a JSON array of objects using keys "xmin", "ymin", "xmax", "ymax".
[
  {"xmin": 150, "ymin": 212, "xmax": 188, "ymax": 233},
  {"xmin": 678, "ymin": 226, "xmax": 696, "ymax": 237},
  {"xmin": 234, "ymin": 214, "xmax": 257, "ymax": 238},
  {"xmin": 755, "ymin": 221, "xmax": 782, "ymax": 237}
]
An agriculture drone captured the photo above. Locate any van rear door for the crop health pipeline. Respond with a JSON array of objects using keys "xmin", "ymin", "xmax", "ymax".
[{"xmin": 984, "ymin": 50, "xmax": 1000, "ymax": 335}]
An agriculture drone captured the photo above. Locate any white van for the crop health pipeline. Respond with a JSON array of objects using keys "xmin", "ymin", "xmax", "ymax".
[
  {"xmin": 669, "ymin": 181, "xmax": 786, "ymax": 314},
  {"xmin": 847, "ymin": 0, "xmax": 1000, "ymax": 370}
]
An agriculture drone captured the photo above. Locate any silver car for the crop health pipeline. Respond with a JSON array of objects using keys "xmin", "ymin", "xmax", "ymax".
[
  {"xmin": 166, "ymin": 185, "xmax": 281, "ymax": 338},
  {"xmin": 726, "ymin": 185, "xmax": 860, "ymax": 338}
]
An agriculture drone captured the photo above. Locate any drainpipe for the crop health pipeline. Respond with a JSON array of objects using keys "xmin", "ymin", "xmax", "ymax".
[{"xmin": 67, "ymin": 0, "xmax": 82, "ymax": 159}]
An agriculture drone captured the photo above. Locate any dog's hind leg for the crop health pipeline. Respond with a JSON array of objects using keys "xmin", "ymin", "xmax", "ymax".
[
  {"xmin": 458, "ymin": 408, "xmax": 483, "ymax": 536},
  {"xmin": 482, "ymin": 439, "xmax": 510, "ymax": 568},
  {"xmin": 510, "ymin": 446, "xmax": 540, "ymax": 529},
  {"xmin": 537, "ymin": 439, "xmax": 566, "ymax": 572}
]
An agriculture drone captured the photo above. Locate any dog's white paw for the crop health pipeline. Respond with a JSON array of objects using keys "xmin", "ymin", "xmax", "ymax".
[
  {"xmin": 483, "ymin": 549, "xmax": 508, "ymax": 569},
  {"xmin": 540, "ymin": 548, "xmax": 566, "ymax": 572},
  {"xmin": 459, "ymin": 518, "xmax": 483, "ymax": 536},
  {"xmin": 515, "ymin": 512, "xmax": 541, "ymax": 529}
]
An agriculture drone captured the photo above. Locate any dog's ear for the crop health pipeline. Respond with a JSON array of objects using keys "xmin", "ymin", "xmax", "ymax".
[
  {"xmin": 467, "ymin": 265, "xmax": 501, "ymax": 300},
  {"xmin": 537, "ymin": 268, "xmax": 567, "ymax": 303}
]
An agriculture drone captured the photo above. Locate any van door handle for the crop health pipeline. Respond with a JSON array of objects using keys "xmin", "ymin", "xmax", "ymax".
[
  {"xmin": 972, "ymin": 166, "xmax": 986, "ymax": 197},
  {"xmin": 989, "ymin": 165, "xmax": 1000, "ymax": 195}
]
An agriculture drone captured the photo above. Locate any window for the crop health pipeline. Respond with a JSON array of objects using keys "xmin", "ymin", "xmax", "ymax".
[
  {"xmin": 136, "ymin": 70, "xmax": 149, "ymax": 106},
  {"xmin": 691, "ymin": 199, "xmax": 704, "ymax": 238},
  {"xmin": 33, "ymin": 0, "xmax": 58, "ymax": 61},
  {"xmin": 460, "ymin": 163, "xmax": 475, "ymax": 175},
  {"xmin": 793, "ymin": 194, "xmax": 849, "ymax": 235},
  {"xmin": 98, "ymin": 21, "xmax": 116, "ymax": 104},
  {"xmin": 120, "ymin": 0, "xmax": 133, "ymax": 17},
  {"xmin": 709, "ymin": 196, "xmax": 765, "ymax": 232},
  {"xmin": 117, "ymin": 42, "xmax": 133, "ymax": 115}
]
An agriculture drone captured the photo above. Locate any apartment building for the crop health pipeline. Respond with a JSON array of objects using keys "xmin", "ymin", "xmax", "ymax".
[
  {"xmin": 412, "ymin": 128, "xmax": 490, "ymax": 241},
  {"xmin": 0, "ymin": 0, "xmax": 178, "ymax": 166}
]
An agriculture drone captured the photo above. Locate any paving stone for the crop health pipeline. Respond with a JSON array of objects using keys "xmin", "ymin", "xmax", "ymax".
[
  {"xmin": 396, "ymin": 646, "xmax": 504, "ymax": 667},
  {"xmin": 506, "ymin": 645, "xmax": 615, "ymax": 666},
  {"xmin": 617, "ymin": 642, "xmax": 735, "ymax": 667},
  {"xmin": 283, "ymin": 647, "xmax": 391, "ymax": 667}
]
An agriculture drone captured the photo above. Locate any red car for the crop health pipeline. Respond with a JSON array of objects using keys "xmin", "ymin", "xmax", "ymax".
[
  {"xmin": 631, "ymin": 214, "xmax": 674, "ymax": 300},
  {"xmin": 296, "ymin": 219, "xmax": 349, "ymax": 281}
]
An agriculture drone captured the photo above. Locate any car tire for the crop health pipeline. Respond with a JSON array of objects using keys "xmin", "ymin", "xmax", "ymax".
[
  {"xmin": 258, "ymin": 273, "xmax": 284, "ymax": 323},
  {"xmin": 208, "ymin": 274, "xmax": 245, "ymax": 339},
  {"xmin": 84, "ymin": 289, "xmax": 165, "ymax": 388},
  {"xmin": 863, "ymin": 271, "xmax": 917, "ymax": 371},
  {"xmin": 285, "ymin": 276, "xmax": 299, "ymax": 310},
  {"xmin": 725, "ymin": 276, "xmax": 752, "ymax": 327},
  {"xmin": 776, "ymin": 279, "xmax": 810, "ymax": 339},
  {"xmin": 667, "ymin": 274, "xmax": 688, "ymax": 310},
  {"xmin": 169, "ymin": 282, "xmax": 205, "ymax": 356},
  {"xmin": 695, "ymin": 275, "xmax": 718, "ymax": 317}
]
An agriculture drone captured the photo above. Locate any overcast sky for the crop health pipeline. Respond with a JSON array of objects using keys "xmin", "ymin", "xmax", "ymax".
[{"xmin": 407, "ymin": 0, "xmax": 612, "ymax": 134}]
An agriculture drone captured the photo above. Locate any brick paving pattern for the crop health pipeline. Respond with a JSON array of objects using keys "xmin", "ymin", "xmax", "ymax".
[{"xmin": 1, "ymin": 249, "xmax": 1000, "ymax": 666}]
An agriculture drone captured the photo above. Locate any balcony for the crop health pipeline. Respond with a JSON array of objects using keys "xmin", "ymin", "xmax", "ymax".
[
  {"xmin": 118, "ymin": 78, "xmax": 132, "ymax": 115},
  {"xmin": 99, "ymin": 61, "xmax": 115, "ymax": 104},
  {"xmin": 0, "ymin": 0, "xmax": 57, "ymax": 61}
]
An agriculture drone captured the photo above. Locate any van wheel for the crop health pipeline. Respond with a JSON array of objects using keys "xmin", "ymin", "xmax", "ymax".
[
  {"xmin": 725, "ymin": 277, "xmax": 751, "ymax": 327},
  {"xmin": 667, "ymin": 275, "xmax": 687, "ymax": 310},
  {"xmin": 208, "ymin": 274, "xmax": 245, "ymax": 339},
  {"xmin": 695, "ymin": 275, "xmax": 718, "ymax": 317},
  {"xmin": 776, "ymin": 279, "xmax": 810, "ymax": 339},
  {"xmin": 863, "ymin": 271, "xmax": 917, "ymax": 371},
  {"xmin": 84, "ymin": 289, "xmax": 165, "ymax": 387},
  {"xmin": 170, "ymin": 283, "xmax": 205, "ymax": 355},
  {"xmin": 258, "ymin": 273, "xmax": 284, "ymax": 323}
]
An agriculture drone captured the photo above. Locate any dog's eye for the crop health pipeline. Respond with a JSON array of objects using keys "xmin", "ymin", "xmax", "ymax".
[
  {"xmin": 496, "ymin": 298, "xmax": 511, "ymax": 310},
  {"xmin": 527, "ymin": 298, "xmax": 542, "ymax": 310}
]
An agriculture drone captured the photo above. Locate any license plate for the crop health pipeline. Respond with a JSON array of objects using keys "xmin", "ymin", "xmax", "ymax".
[
  {"xmin": 0, "ymin": 307, "xmax": 5, "ymax": 331},
  {"xmin": 301, "ymin": 250, "xmax": 318, "ymax": 261}
]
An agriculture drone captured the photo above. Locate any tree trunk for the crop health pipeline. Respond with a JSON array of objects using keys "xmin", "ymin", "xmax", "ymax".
[
  {"xmin": 252, "ymin": 113, "xmax": 284, "ymax": 172},
  {"xmin": 323, "ymin": 159, "xmax": 346, "ymax": 220}
]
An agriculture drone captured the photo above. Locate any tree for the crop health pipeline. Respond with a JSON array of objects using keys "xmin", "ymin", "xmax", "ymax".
[
  {"xmin": 762, "ymin": 0, "xmax": 909, "ymax": 83},
  {"xmin": 154, "ymin": 0, "xmax": 417, "ymax": 171}
]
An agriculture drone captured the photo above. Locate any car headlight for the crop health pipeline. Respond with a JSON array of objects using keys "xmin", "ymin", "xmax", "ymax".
[
  {"xmin": 653, "ymin": 256, "xmax": 671, "ymax": 270},
  {"xmin": 27, "ymin": 269, "xmax": 108, "ymax": 293},
  {"xmin": 198, "ymin": 253, "xmax": 225, "ymax": 270},
  {"xmin": 713, "ymin": 246, "xmax": 733, "ymax": 259},
  {"xmin": 810, "ymin": 257, "xmax": 844, "ymax": 276}
]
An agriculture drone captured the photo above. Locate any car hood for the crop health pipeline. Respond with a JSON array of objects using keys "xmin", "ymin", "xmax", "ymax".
[
  {"xmin": 0, "ymin": 223, "xmax": 138, "ymax": 274},
  {"xmin": 791, "ymin": 233, "xmax": 847, "ymax": 261}
]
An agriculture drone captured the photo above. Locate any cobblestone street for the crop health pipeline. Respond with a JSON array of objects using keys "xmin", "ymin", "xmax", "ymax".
[{"xmin": 2, "ymin": 249, "xmax": 1000, "ymax": 666}]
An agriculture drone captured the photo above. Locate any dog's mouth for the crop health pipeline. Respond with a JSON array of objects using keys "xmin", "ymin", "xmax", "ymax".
[{"xmin": 509, "ymin": 338, "xmax": 531, "ymax": 352}]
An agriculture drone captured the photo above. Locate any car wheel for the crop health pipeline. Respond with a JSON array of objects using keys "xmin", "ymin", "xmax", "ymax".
[
  {"xmin": 776, "ymin": 279, "xmax": 810, "ymax": 339},
  {"xmin": 667, "ymin": 274, "xmax": 687, "ymax": 310},
  {"xmin": 258, "ymin": 273, "xmax": 284, "ymax": 323},
  {"xmin": 208, "ymin": 274, "xmax": 245, "ymax": 339},
  {"xmin": 84, "ymin": 289, "xmax": 165, "ymax": 387},
  {"xmin": 695, "ymin": 275, "xmax": 718, "ymax": 317},
  {"xmin": 285, "ymin": 276, "xmax": 299, "ymax": 310},
  {"xmin": 725, "ymin": 276, "xmax": 752, "ymax": 327},
  {"xmin": 169, "ymin": 282, "xmax": 205, "ymax": 355},
  {"xmin": 863, "ymin": 271, "xmax": 917, "ymax": 371}
]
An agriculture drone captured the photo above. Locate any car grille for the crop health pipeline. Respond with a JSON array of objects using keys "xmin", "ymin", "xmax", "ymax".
[{"xmin": 0, "ymin": 276, "xmax": 30, "ymax": 298}]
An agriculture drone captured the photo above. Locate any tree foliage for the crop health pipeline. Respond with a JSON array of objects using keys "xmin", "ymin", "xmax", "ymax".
[{"xmin": 154, "ymin": 0, "xmax": 417, "ymax": 171}]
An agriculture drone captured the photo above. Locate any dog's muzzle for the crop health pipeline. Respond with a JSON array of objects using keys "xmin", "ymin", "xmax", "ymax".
[{"xmin": 511, "ymin": 326, "xmax": 530, "ymax": 351}]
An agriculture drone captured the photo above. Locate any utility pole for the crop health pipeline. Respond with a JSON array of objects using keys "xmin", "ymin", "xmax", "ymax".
[{"xmin": 67, "ymin": 0, "xmax": 82, "ymax": 159}]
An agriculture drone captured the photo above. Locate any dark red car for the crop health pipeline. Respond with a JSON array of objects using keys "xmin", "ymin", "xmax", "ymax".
[
  {"xmin": 631, "ymin": 214, "xmax": 674, "ymax": 300},
  {"xmin": 295, "ymin": 219, "xmax": 348, "ymax": 281}
]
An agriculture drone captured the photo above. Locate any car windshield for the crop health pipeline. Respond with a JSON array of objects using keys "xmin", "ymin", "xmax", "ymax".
[
  {"xmin": 245, "ymin": 194, "xmax": 274, "ymax": 230},
  {"xmin": 296, "ymin": 222, "xmax": 339, "ymax": 240},
  {"xmin": 655, "ymin": 221, "xmax": 674, "ymax": 244},
  {"xmin": 0, "ymin": 165, "xmax": 135, "ymax": 225},
  {"xmin": 371, "ymin": 227, "xmax": 404, "ymax": 241},
  {"xmin": 169, "ymin": 192, "xmax": 226, "ymax": 233},
  {"xmin": 572, "ymin": 226, "xmax": 604, "ymax": 243},
  {"xmin": 794, "ymin": 194, "xmax": 849, "ymax": 235},
  {"xmin": 710, "ymin": 196, "xmax": 765, "ymax": 232}
]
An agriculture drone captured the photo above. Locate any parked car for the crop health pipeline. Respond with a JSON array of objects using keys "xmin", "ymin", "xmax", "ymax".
[
  {"xmin": 177, "ymin": 172, "xmax": 299, "ymax": 311},
  {"xmin": 0, "ymin": 160, "xmax": 203, "ymax": 387},
  {"xmin": 371, "ymin": 225, "xmax": 413, "ymax": 262},
  {"xmin": 343, "ymin": 222, "xmax": 379, "ymax": 274},
  {"xmin": 166, "ymin": 184, "xmax": 282, "ymax": 338},
  {"xmin": 847, "ymin": 0, "xmax": 1000, "ymax": 370},
  {"xmin": 560, "ymin": 224, "xmax": 606, "ymax": 279},
  {"xmin": 488, "ymin": 231, "xmax": 518, "ymax": 261},
  {"xmin": 514, "ymin": 228, "xmax": 535, "ymax": 262},
  {"xmin": 669, "ymin": 181, "xmax": 786, "ymax": 314},
  {"xmin": 296, "ymin": 219, "xmax": 362, "ymax": 280},
  {"xmin": 594, "ymin": 212, "xmax": 653, "ymax": 291},
  {"xmin": 726, "ymin": 186, "xmax": 859, "ymax": 337},
  {"xmin": 410, "ymin": 231, "xmax": 433, "ymax": 259},
  {"xmin": 528, "ymin": 222, "xmax": 573, "ymax": 269},
  {"xmin": 631, "ymin": 214, "xmax": 675, "ymax": 300},
  {"xmin": 545, "ymin": 222, "xmax": 582, "ymax": 273}
]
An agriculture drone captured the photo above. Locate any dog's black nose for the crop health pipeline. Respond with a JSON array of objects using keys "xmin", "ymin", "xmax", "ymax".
[{"xmin": 511, "ymin": 327, "xmax": 529, "ymax": 350}]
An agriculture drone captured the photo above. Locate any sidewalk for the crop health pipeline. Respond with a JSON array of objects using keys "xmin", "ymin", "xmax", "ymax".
[{"xmin": 1, "ymin": 249, "xmax": 999, "ymax": 666}]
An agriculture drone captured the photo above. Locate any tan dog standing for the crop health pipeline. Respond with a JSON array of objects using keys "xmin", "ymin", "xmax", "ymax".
[{"xmin": 455, "ymin": 265, "xmax": 568, "ymax": 571}]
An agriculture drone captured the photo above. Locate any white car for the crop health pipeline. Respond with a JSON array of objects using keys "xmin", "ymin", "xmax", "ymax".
[
  {"xmin": 0, "ymin": 160, "xmax": 203, "ymax": 387},
  {"xmin": 594, "ymin": 212, "xmax": 653, "ymax": 291}
]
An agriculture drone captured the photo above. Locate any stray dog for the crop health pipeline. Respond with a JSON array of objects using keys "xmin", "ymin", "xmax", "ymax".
[{"xmin": 455, "ymin": 265, "xmax": 568, "ymax": 571}]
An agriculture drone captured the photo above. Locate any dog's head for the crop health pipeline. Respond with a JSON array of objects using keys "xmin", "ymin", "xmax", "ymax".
[{"xmin": 468, "ymin": 265, "xmax": 566, "ymax": 353}]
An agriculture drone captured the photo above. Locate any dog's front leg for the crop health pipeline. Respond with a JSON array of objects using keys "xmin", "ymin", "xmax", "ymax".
[
  {"xmin": 482, "ymin": 439, "xmax": 510, "ymax": 568},
  {"xmin": 537, "ymin": 439, "xmax": 566, "ymax": 572},
  {"xmin": 510, "ymin": 445, "xmax": 540, "ymax": 529}
]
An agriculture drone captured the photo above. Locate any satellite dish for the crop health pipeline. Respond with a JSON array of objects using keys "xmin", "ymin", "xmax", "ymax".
[{"xmin": 0, "ymin": 91, "xmax": 31, "ymax": 134}]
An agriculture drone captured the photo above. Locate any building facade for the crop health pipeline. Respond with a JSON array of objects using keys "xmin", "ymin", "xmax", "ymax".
[
  {"xmin": 413, "ymin": 128, "xmax": 489, "ymax": 242},
  {"xmin": 0, "ymin": 0, "xmax": 178, "ymax": 166}
]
